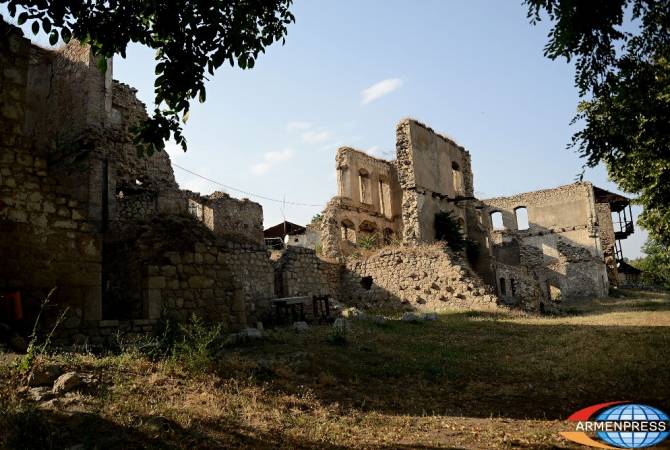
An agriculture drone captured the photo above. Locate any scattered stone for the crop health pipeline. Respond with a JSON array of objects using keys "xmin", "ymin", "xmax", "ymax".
[
  {"xmin": 332, "ymin": 318, "xmax": 350, "ymax": 333},
  {"xmin": 292, "ymin": 321, "xmax": 310, "ymax": 332},
  {"xmin": 341, "ymin": 307, "xmax": 366, "ymax": 320},
  {"xmin": 369, "ymin": 315, "xmax": 387, "ymax": 325},
  {"xmin": 28, "ymin": 386, "xmax": 56, "ymax": 402},
  {"xmin": 238, "ymin": 327, "xmax": 263, "ymax": 340},
  {"xmin": 28, "ymin": 364, "xmax": 63, "ymax": 387},
  {"xmin": 52, "ymin": 372, "xmax": 82, "ymax": 394},
  {"xmin": 401, "ymin": 312, "xmax": 420, "ymax": 323},
  {"xmin": 422, "ymin": 312, "xmax": 438, "ymax": 321}
]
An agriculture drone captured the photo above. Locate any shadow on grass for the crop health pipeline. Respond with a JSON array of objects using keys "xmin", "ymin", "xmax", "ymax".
[
  {"xmin": 230, "ymin": 309, "xmax": 670, "ymax": 421},
  {"xmin": 1, "ymin": 407, "xmax": 461, "ymax": 450}
]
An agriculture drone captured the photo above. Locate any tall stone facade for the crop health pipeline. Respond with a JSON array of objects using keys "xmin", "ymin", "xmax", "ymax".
[
  {"xmin": 0, "ymin": 22, "xmax": 274, "ymax": 343},
  {"xmin": 481, "ymin": 182, "xmax": 611, "ymax": 309},
  {"xmin": 321, "ymin": 119, "xmax": 475, "ymax": 258},
  {"xmin": 319, "ymin": 118, "xmax": 630, "ymax": 311}
]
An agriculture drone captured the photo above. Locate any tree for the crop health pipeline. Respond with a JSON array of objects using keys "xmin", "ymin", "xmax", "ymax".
[
  {"xmin": 631, "ymin": 238, "xmax": 670, "ymax": 288},
  {"xmin": 1, "ymin": 0, "xmax": 295, "ymax": 155},
  {"xmin": 525, "ymin": 0, "xmax": 670, "ymax": 246}
]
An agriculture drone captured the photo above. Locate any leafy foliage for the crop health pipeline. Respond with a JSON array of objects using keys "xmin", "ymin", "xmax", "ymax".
[
  {"xmin": 631, "ymin": 238, "xmax": 670, "ymax": 288},
  {"xmin": 525, "ymin": 0, "xmax": 670, "ymax": 246},
  {"xmin": 170, "ymin": 314, "xmax": 225, "ymax": 374},
  {"xmin": 435, "ymin": 211, "xmax": 466, "ymax": 251},
  {"xmin": 357, "ymin": 233, "xmax": 379, "ymax": 250},
  {"xmin": 1, "ymin": 0, "xmax": 295, "ymax": 156}
]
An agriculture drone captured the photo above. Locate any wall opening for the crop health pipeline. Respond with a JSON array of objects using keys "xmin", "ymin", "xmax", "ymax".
[
  {"xmin": 360, "ymin": 276, "xmax": 373, "ymax": 290},
  {"xmin": 358, "ymin": 169, "xmax": 372, "ymax": 205},
  {"xmin": 341, "ymin": 219, "xmax": 356, "ymax": 243},
  {"xmin": 188, "ymin": 199, "xmax": 203, "ymax": 221},
  {"xmin": 378, "ymin": 177, "xmax": 391, "ymax": 216},
  {"xmin": 491, "ymin": 211, "xmax": 504, "ymax": 230},
  {"xmin": 515, "ymin": 206, "xmax": 529, "ymax": 230},
  {"xmin": 547, "ymin": 281, "xmax": 561, "ymax": 302},
  {"xmin": 499, "ymin": 277, "xmax": 507, "ymax": 296},
  {"xmin": 510, "ymin": 278, "xmax": 516, "ymax": 296},
  {"xmin": 337, "ymin": 166, "xmax": 350, "ymax": 198},
  {"xmin": 451, "ymin": 161, "xmax": 463, "ymax": 195},
  {"xmin": 383, "ymin": 227, "xmax": 394, "ymax": 245}
]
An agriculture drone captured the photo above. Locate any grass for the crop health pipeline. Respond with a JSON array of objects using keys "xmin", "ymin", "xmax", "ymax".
[{"xmin": 1, "ymin": 289, "xmax": 669, "ymax": 449}]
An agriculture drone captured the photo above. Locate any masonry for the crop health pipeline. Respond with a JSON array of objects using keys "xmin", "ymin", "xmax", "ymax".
[
  {"xmin": 0, "ymin": 22, "xmax": 275, "ymax": 344},
  {"xmin": 319, "ymin": 117, "xmax": 632, "ymax": 311},
  {"xmin": 1, "ymin": 19, "xmax": 636, "ymax": 344}
]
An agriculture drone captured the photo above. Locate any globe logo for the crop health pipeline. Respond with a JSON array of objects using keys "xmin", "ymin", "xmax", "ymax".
[
  {"xmin": 561, "ymin": 402, "xmax": 670, "ymax": 449},
  {"xmin": 596, "ymin": 404, "xmax": 669, "ymax": 448}
]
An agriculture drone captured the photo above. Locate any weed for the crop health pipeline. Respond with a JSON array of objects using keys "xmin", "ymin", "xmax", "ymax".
[
  {"xmin": 169, "ymin": 314, "xmax": 224, "ymax": 373},
  {"xmin": 16, "ymin": 288, "xmax": 68, "ymax": 373}
]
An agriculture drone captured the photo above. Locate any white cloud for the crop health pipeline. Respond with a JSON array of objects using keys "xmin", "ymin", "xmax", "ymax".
[
  {"xmin": 251, "ymin": 162, "xmax": 272, "ymax": 175},
  {"xmin": 365, "ymin": 146, "xmax": 392, "ymax": 159},
  {"xmin": 251, "ymin": 149, "xmax": 295, "ymax": 175},
  {"xmin": 286, "ymin": 121, "xmax": 312, "ymax": 132},
  {"xmin": 361, "ymin": 78, "xmax": 403, "ymax": 105},
  {"xmin": 264, "ymin": 149, "xmax": 294, "ymax": 162},
  {"xmin": 301, "ymin": 130, "xmax": 333, "ymax": 144}
]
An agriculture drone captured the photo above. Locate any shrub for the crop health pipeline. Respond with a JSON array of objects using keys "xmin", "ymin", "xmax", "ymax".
[{"xmin": 169, "ymin": 314, "xmax": 225, "ymax": 374}]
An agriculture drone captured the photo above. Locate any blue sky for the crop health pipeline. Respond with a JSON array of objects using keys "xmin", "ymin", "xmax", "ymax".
[{"xmin": 2, "ymin": 1, "xmax": 648, "ymax": 257}]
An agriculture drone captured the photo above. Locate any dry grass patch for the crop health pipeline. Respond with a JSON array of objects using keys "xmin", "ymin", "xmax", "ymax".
[{"xmin": 0, "ymin": 289, "xmax": 669, "ymax": 449}]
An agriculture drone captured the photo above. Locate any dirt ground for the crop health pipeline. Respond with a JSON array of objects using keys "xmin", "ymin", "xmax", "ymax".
[{"xmin": 1, "ymin": 289, "xmax": 669, "ymax": 449}]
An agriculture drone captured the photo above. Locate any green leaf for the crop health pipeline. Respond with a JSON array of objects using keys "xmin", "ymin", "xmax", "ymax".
[
  {"xmin": 60, "ymin": 28, "xmax": 72, "ymax": 43},
  {"xmin": 182, "ymin": 110, "xmax": 190, "ymax": 123},
  {"xmin": 17, "ymin": 12, "xmax": 28, "ymax": 25},
  {"xmin": 42, "ymin": 19, "xmax": 51, "ymax": 33},
  {"xmin": 32, "ymin": 21, "xmax": 39, "ymax": 35},
  {"xmin": 49, "ymin": 31, "xmax": 58, "ymax": 45},
  {"xmin": 198, "ymin": 87, "xmax": 206, "ymax": 103},
  {"xmin": 97, "ymin": 58, "xmax": 108, "ymax": 73}
]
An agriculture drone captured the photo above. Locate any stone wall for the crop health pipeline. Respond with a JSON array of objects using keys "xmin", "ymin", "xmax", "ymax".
[
  {"xmin": 103, "ymin": 217, "xmax": 274, "ymax": 329},
  {"xmin": 596, "ymin": 202, "xmax": 618, "ymax": 286},
  {"xmin": 482, "ymin": 182, "xmax": 609, "ymax": 306},
  {"xmin": 185, "ymin": 191, "xmax": 264, "ymax": 245},
  {"xmin": 272, "ymin": 247, "xmax": 340, "ymax": 300},
  {"xmin": 341, "ymin": 244, "xmax": 499, "ymax": 312},
  {"xmin": 396, "ymin": 119, "xmax": 473, "ymax": 244},
  {"xmin": 1, "ymin": 23, "xmax": 103, "ymax": 331}
]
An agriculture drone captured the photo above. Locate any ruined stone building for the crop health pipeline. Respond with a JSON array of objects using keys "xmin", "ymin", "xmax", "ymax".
[
  {"xmin": 320, "ymin": 119, "xmax": 634, "ymax": 310},
  {"xmin": 1, "ymin": 21, "xmax": 636, "ymax": 345},
  {"xmin": 0, "ymin": 23, "xmax": 276, "ymax": 344}
]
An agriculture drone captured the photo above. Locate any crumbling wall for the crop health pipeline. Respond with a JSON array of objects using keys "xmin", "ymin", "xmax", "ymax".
[
  {"xmin": 0, "ymin": 24, "xmax": 103, "ymax": 328},
  {"xmin": 341, "ymin": 244, "xmax": 499, "ymax": 311},
  {"xmin": 396, "ymin": 119, "xmax": 473, "ymax": 244},
  {"xmin": 103, "ymin": 217, "xmax": 274, "ymax": 328},
  {"xmin": 183, "ymin": 191, "xmax": 264, "ymax": 245},
  {"xmin": 596, "ymin": 202, "xmax": 618, "ymax": 285},
  {"xmin": 482, "ymin": 182, "xmax": 609, "ymax": 305},
  {"xmin": 272, "ymin": 247, "xmax": 340, "ymax": 300}
]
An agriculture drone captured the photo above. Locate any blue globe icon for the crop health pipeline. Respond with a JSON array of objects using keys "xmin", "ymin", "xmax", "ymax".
[{"xmin": 596, "ymin": 404, "xmax": 669, "ymax": 448}]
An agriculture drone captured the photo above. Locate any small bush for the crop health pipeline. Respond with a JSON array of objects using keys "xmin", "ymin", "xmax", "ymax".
[
  {"xmin": 169, "ymin": 314, "xmax": 225, "ymax": 374},
  {"xmin": 357, "ymin": 233, "xmax": 379, "ymax": 250}
]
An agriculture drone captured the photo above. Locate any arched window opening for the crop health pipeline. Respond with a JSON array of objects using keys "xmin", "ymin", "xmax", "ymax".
[
  {"xmin": 515, "ymin": 206, "xmax": 529, "ymax": 230},
  {"xmin": 341, "ymin": 219, "xmax": 356, "ymax": 243},
  {"xmin": 510, "ymin": 279, "xmax": 516, "ymax": 296},
  {"xmin": 358, "ymin": 169, "xmax": 372, "ymax": 205},
  {"xmin": 378, "ymin": 177, "xmax": 391, "ymax": 216},
  {"xmin": 491, "ymin": 211, "xmax": 504, "ymax": 230},
  {"xmin": 451, "ymin": 161, "xmax": 463, "ymax": 195}
]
